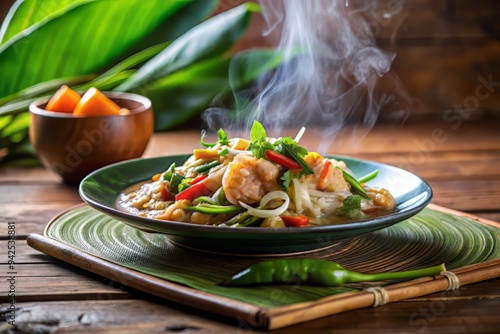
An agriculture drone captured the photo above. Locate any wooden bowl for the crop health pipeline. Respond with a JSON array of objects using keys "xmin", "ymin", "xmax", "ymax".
[{"xmin": 29, "ymin": 91, "xmax": 154, "ymax": 185}]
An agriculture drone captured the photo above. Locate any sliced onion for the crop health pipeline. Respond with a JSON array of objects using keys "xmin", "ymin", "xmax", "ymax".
[
  {"xmin": 308, "ymin": 189, "xmax": 352, "ymax": 198},
  {"xmin": 239, "ymin": 191, "xmax": 290, "ymax": 218},
  {"xmin": 226, "ymin": 147, "xmax": 252, "ymax": 156},
  {"xmin": 291, "ymin": 178, "xmax": 302, "ymax": 213}
]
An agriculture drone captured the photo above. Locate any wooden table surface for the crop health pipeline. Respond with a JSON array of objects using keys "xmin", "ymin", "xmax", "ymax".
[{"xmin": 1, "ymin": 120, "xmax": 500, "ymax": 333}]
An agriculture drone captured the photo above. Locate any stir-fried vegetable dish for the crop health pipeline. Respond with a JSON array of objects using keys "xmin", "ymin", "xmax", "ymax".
[{"xmin": 119, "ymin": 121, "xmax": 395, "ymax": 228}]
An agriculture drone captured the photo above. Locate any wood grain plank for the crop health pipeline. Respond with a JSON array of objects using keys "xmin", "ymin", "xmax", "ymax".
[
  {"xmin": 430, "ymin": 180, "xmax": 500, "ymax": 211},
  {"xmin": 0, "ymin": 240, "xmax": 52, "ymax": 263},
  {"xmin": 0, "ymin": 202, "xmax": 81, "ymax": 224},
  {"xmin": 4, "ymin": 299, "xmax": 241, "ymax": 334},
  {"xmin": 0, "ymin": 221, "xmax": 49, "ymax": 238},
  {"xmin": 356, "ymin": 150, "xmax": 500, "ymax": 181},
  {"xmin": 0, "ymin": 263, "xmax": 131, "ymax": 302},
  {"xmin": 0, "ymin": 184, "xmax": 80, "ymax": 204},
  {"xmin": 6, "ymin": 295, "xmax": 500, "ymax": 334},
  {"xmin": 0, "ymin": 166, "xmax": 59, "ymax": 183}
]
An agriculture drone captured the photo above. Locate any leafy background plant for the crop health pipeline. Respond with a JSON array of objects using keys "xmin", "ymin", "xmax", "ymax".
[{"xmin": 0, "ymin": 0, "xmax": 280, "ymax": 165}]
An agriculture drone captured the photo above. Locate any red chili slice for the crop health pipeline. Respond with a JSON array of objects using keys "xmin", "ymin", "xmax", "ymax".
[
  {"xmin": 160, "ymin": 184, "xmax": 175, "ymax": 201},
  {"xmin": 280, "ymin": 214, "xmax": 309, "ymax": 227},
  {"xmin": 175, "ymin": 181, "xmax": 212, "ymax": 201},
  {"xmin": 318, "ymin": 160, "xmax": 333, "ymax": 191},
  {"xmin": 190, "ymin": 174, "xmax": 207, "ymax": 185},
  {"xmin": 265, "ymin": 150, "xmax": 303, "ymax": 170}
]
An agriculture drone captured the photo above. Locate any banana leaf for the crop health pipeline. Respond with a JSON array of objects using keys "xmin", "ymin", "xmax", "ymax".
[
  {"xmin": 0, "ymin": 0, "xmax": 212, "ymax": 97},
  {"xmin": 116, "ymin": 2, "xmax": 260, "ymax": 92},
  {"xmin": 0, "ymin": 0, "xmax": 91, "ymax": 45},
  {"xmin": 143, "ymin": 56, "xmax": 232, "ymax": 130},
  {"xmin": 141, "ymin": 49, "xmax": 287, "ymax": 130},
  {"xmin": 46, "ymin": 206, "xmax": 500, "ymax": 308}
]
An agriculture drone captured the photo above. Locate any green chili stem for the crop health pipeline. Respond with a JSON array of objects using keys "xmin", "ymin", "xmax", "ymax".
[
  {"xmin": 346, "ymin": 264, "xmax": 445, "ymax": 282},
  {"xmin": 358, "ymin": 169, "xmax": 379, "ymax": 183}
]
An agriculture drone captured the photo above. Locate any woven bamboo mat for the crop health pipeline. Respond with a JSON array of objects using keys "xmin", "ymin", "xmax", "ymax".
[{"xmin": 27, "ymin": 203, "xmax": 500, "ymax": 330}]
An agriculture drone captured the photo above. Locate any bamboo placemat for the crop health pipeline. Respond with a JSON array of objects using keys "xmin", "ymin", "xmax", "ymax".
[{"xmin": 27, "ymin": 203, "xmax": 500, "ymax": 330}]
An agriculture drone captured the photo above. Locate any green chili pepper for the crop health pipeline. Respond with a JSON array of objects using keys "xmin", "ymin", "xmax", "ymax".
[
  {"xmin": 177, "ymin": 178, "xmax": 192, "ymax": 193},
  {"xmin": 222, "ymin": 259, "xmax": 445, "ymax": 286},
  {"xmin": 195, "ymin": 160, "xmax": 221, "ymax": 173},
  {"xmin": 336, "ymin": 167, "xmax": 371, "ymax": 200},
  {"xmin": 169, "ymin": 174, "xmax": 184, "ymax": 194},
  {"xmin": 163, "ymin": 162, "xmax": 176, "ymax": 180},
  {"xmin": 219, "ymin": 211, "xmax": 250, "ymax": 226}
]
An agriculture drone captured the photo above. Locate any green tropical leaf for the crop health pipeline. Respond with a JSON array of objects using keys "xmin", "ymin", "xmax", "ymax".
[
  {"xmin": 0, "ymin": 112, "xmax": 30, "ymax": 139},
  {"xmin": 142, "ymin": 48, "xmax": 287, "ymax": 131},
  {"xmin": 116, "ymin": 2, "xmax": 260, "ymax": 92},
  {"xmin": 144, "ymin": 56, "xmax": 232, "ymax": 130},
  {"xmin": 0, "ymin": 0, "xmax": 92, "ymax": 45},
  {"xmin": 0, "ymin": 0, "xmax": 197, "ymax": 98}
]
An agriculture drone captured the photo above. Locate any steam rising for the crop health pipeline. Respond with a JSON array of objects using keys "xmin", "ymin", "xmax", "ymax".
[{"xmin": 203, "ymin": 0, "xmax": 411, "ymax": 152}]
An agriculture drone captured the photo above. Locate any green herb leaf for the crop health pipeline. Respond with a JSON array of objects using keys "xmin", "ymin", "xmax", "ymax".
[
  {"xmin": 342, "ymin": 195, "xmax": 366, "ymax": 219},
  {"xmin": 250, "ymin": 120, "xmax": 266, "ymax": 142},
  {"xmin": 281, "ymin": 170, "xmax": 293, "ymax": 193},
  {"xmin": 336, "ymin": 167, "xmax": 371, "ymax": 200},
  {"xmin": 219, "ymin": 148, "xmax": 229, "ymax": 157},
  {"xmin": 250, "ymin": 141, "xmax": 274, "ymax": 159},
  {"xmin": 248, "ymin": 120, "xmax": 273, "ymax": 159},
  {"xmin": 274, "ymin": 137, "xmax": 308, "ymax": 157}
]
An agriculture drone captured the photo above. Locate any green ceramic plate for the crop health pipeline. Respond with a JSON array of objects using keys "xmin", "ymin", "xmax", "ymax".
[{"xmin": 79, "ymin": 155, "xmax": 432, "ymax": 255}]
